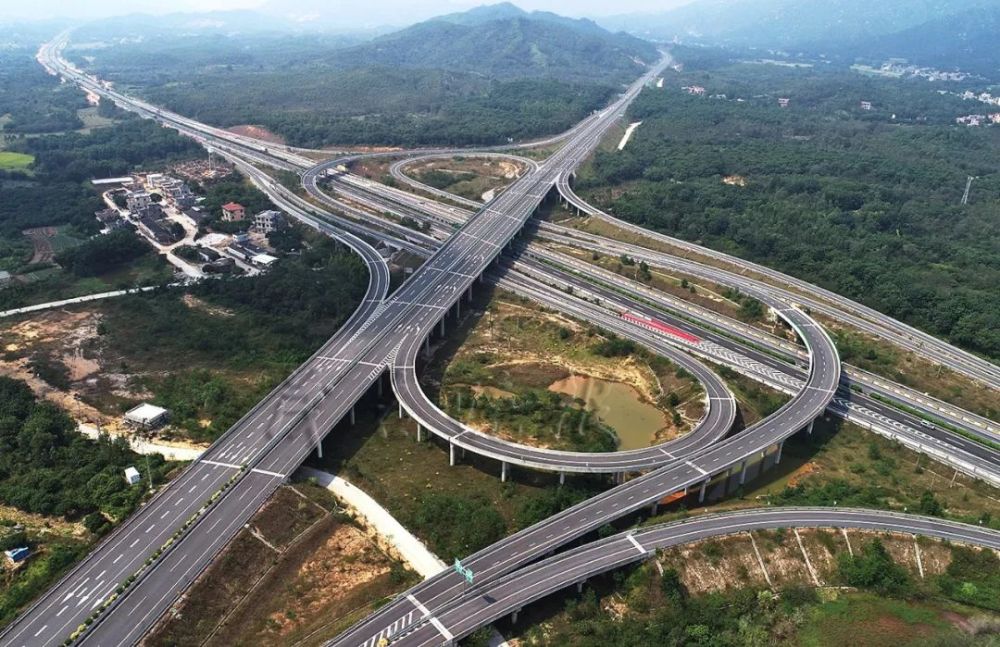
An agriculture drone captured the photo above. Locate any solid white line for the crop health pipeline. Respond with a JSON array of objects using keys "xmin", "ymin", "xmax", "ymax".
[
  {"xmin": 406, "ymin": 594, "xmax": 430, "ymax": 616},
  {"xmin": 429, "ymin": 617, "xmax": 454, "ymax": 642},
  {"xmin": 251, "ymin": 468, "xmax": 286, "ymax": 479},
  {"xmin": 202, "ymin": 459, "xmax": 242, "ymax": 470},
  {"xmin": 626, "ymin": 533, "xmax": 647, "ymax": 554},
  {"xmin": 685, "ymin": 460, "xmax": 709, "ymax": 476}
]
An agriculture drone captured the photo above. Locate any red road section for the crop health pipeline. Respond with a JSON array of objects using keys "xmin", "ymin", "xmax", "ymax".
[{"xmin": 621, "ymin": 312, "xmax": 701, "ymax": 344}]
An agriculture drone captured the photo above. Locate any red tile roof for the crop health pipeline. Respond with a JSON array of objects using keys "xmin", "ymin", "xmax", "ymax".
[{"xmin": 222, "ymin": 202, "xmax": 244, "ymax": 211}]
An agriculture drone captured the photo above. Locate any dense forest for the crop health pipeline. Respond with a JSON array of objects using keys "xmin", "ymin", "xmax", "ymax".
[
  {"xmin": 0, "ymin": 377, "xmax": 172, "ymax": 521},
  {"xmin": 578, "ymin": 59, "xmax": 1000, "ymax": 361},
  {"xmin": 0, "ymin": 50, "xmax": 202, "ymax": 281},
  {"xmin": 55, "ymin": 229, "xmax": 153, "ymax": 277},
  {"xmin": 0, "ymin": 376, "xmax": 173, "ymax": 628},
  {"xmin": 66, "ymin": 6, "xmax": 644, "ymax": 148},
  {"xmin": 97, "ymin": 235, "xmax": 369, "ymax": 441},
  {"xmin": 327, "ymin": 5, "xmax": 656, "ymax": 82},
  {"xmin": 0, "ymin": 50, "xmax": 87, "ymax": 133},
  {"xmin": 0, "ymin": 66, "xmax": 201, "ymax": 239},
  {"xmin": 22, "ymin": 116, "xmax": 203, "ymax": 184},
  {"xmin": 121, "ymin": 69, "xmax": 614, "ymax": 148}
]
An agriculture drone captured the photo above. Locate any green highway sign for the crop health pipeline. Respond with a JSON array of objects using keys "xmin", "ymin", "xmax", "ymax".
[{"xmin": 454, "ymin": 558, "xmax": 474, "ymax": 584}]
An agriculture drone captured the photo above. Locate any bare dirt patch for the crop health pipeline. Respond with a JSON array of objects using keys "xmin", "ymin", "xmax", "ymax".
[
  {"xmin": 21, "ymin": 226, "xmax": 56, "ymax": 264},
  {"xmin": 181, "ymin": 293, "xmax": 234, "ymax": 318},
  {"xmin": 656, "ymin": 527, "xmax": 999, "ymax": 600},
  {"xmin": 225, "ymin": 124, "xmax": 286, "ymax": 145},
  {"xmin": 147, "ymin": 484, "xmax": 411, "ymax": 647},
  {"xmin": 410, "ymin": 156, "xmax": 530, "ymax": 201},
  {"xmin": 0, "ymin": 310, "xmax": 116, "ymax": 426},
  {"xmin": 0, "ymin": 504, "xmax": 84, "ymax": 539}
]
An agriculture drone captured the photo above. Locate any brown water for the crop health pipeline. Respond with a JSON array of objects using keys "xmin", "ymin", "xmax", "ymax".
[{"xmin": 548, "ymin": 375, "xmax": 667, "ymax": 450}]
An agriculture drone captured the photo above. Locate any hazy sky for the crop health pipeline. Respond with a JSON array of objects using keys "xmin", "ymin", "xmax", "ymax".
[{"xmin": 0, "ymin": 0, "xmax": 693, "ymax": 25}]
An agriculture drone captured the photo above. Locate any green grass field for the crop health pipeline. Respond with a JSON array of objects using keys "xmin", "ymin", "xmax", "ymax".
[
  {"xmin": 799, "ymin": 593, "xmax": 959, "ymax": 647},
  {"xmin": 0, "ymin": 151, "xmax": 33, "ymax": 171},
  {"xmin": 47, "ymin": 227, "xmax": 85, "ymax": 253},
  {"xmin": 76, "ymin": 107, "xmax": 116, "ymax": 132}
]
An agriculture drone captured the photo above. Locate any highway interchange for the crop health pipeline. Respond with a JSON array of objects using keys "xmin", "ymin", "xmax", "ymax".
[{"xmin": 2, "ymin": 33, "xmax": 996, "ymax": 647}]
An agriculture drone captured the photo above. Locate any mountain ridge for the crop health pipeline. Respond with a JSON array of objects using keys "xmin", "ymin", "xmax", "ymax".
[
  {"xmin": 325, "ymin": 3, "xmax": 657, "ymax": 82},
  {"xmin": 600, "ymin": 0, "xmax": 1000, "ymax": 48}
]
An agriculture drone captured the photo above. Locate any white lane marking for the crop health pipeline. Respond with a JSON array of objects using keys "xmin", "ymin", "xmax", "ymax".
[
  {"xmin": 407, "ymin": 593, "xmax": 430, "ymax": 616},
  {"xmin": 429, "ymin": 617, "xmax": 454, "ymax": 642},
  {"xmin": 202, "ymin": 459, "xmax": 242, "ymax": 470},
  {"xmin": 685, "ymin": 460, "xmax": 709, "ymax": 476},
  {"xmin": 626, "ymin": 533, "xmax": 647, "ymax": 555},
  {"xmin": 33, "ymin": 625, "xmax": 48, "ymax": 638},
  {"xmin": 127, "ymin": 596, "xmax": 147, "ymax": 616},
  {"xmin": 251, "ymin": 468, "xmax": 285, "ymax": 479}
]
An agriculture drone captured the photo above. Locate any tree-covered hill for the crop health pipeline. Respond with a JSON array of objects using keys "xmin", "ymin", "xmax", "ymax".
[
  {"xmin": 329, "ymin": 3, "xmax": 657, "ymax": 82},
  {"xmin": 68, "ymin": 4, "xmax": 656, "ymax": 147},
  {"xmin": 847, "ymin": 7, "xmax": 1000, "ymax": 80},
  {"xmin": 601, "ymin": 0, "xmax": 998, "ymax": 48},
  {"xmin": 578, "ymin": 58, "xmax": 1000, "ymax": 361}
]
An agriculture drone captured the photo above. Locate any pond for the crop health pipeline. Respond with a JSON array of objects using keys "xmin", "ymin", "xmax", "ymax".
[{"xmin": 548, "ymin": 374, "xmax": 667, "ymax": 450}]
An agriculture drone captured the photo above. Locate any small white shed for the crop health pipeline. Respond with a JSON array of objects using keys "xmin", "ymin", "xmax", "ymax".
[
  {"xmin": 124, "ymin": 466, "xmax": 142, "ymax": 486},
  {"xmin": 124, "ymin": 403, "xmax": 169, "ymax": 429}
]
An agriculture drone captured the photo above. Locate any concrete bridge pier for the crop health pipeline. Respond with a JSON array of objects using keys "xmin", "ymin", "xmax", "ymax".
[
  {"xmin": 501, "ymin": 461, "xmax": 509, "ymax": 482},
  {"xmin": 739, "ymin": 459, "xmax": 748, "ymax": 485},
  {"xmin": 416, "ymin": 424, "xmax": 423, "ymax": 442},
  {"xmin": 559, "ymin": 472, "xmax": 565, "ymax": 486},
  {"xmin": 449, "ymin": 442, "xmax": 456, "ymax": 466},
  {"xmin": 350, "ymin": 406, "xmax": 356, "ymax": 426},
  {"xmin": 698, "ymin": 478, "xmax": 709, "ymax": 503},
  {"xmin": 576, "ymin": 581, "xmax": 585, "ymax": 593},
  {"xmin": 650, "ymin": 501, "xmax": 659, "ymax": 516},
  {"xmin": 511, "ymin": 607, "xmax": 521, "ymax": 624},
  {"xmin": 439, "ymin": 318, "xmax": 446, "ymax": 337},
  {"xmin": 807, "ymin": 420, "xmax": 814, "ymax": 435},
  {"xmin": 775, "ymin": 441, "xmax": 784, "ymax": 465}
]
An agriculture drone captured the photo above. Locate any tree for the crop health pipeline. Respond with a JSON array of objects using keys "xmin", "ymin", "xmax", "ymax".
[
  {"xmin": 55, "ymin": 229, "xmax": 152, "ymax": 277},
  {"xmin": 838, "ymin": 539, "xmax": 911, "ymax": 595},
  {"xmin": 917, "ymin": 490, "xmax": 944, "ymax": 517}
]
